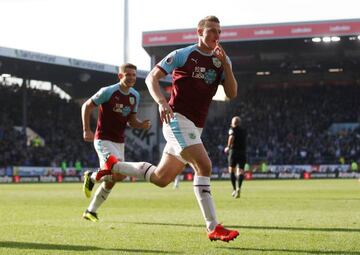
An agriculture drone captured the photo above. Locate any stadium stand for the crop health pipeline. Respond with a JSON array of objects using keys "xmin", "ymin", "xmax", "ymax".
[
  {"xmin": 203, "ymin": 84, "xmax": 360, "ymax": 168},
  {"xmin": 0, "ymin": 83, "xmax": 97, "ymax": 167},
  {"xmin": 1, "ymin": 81, "xmax": 359, "ymax": 170},
  {"xmin": 0, "ymin": 82, "xmax": 155, "ymax": 168}
]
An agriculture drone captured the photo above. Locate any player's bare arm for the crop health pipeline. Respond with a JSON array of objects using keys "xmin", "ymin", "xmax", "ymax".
[
  {"xmin": 214, "ymin": 43, "xmax": 238, "ymax": 99},
  {"xmin": 128, "ymin": 114, "xmax": 151, "ymax": 129},
  {"xmin": 224, "ymin": 135, "xmax": 234, "ymax": 154},
  {"xmin": 145, "ymin": 67, "xmax": 174, "ymax": 124},
  {"xmin": 81, "ymin": 98, "xmax": 96, "ymax": 142}
]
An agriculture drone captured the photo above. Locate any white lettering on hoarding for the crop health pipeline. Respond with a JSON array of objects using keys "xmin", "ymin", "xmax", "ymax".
[
  {"xmin": 19, "ymin": 176, "xmax": 39, "ymax": 183},
  {"xmin": 182, "ymin": 34, "xmax": 197, "ymax": 40},
  {"xmin": 68, "ymin": 59, "xmax": 105, "ymax": 71},
  {"xmin": 278, "ymin": 173, "xmax": 301, "ymax": 179},
  {"xmin": 329, "ymin": 25, "xmax": 350, "ymax": 32},
  {"xmin": 252, "ymin": 173, "xmax": 277, "ymax": 179},
  {"xmin": 221, "ymin": 31, "xmax": 238, "ymax": 37},
  {"xmin": 62, "ymin": 176, "xmax": 81, "ymax": 182},
  {"xmin": 148, "ymin": 36, "xmax": 167, "ymax": 42},
  {"xmin": 0, "ymin": 176, "xmax": 12, "ymax": 183},
  {"xmin": 291, "ymin": 27, "xmax": 312, "ymax": 34},
  {"xmin": 254, "ymin": 29, "xmax": 274, "ymax": 36},
  {"xmin": 15, "ymin": 50, "xmax": 56, "ymax": 63},
  {"xmin": 40, "ymin": 176, "xmax": 57, "ymax": 182}
]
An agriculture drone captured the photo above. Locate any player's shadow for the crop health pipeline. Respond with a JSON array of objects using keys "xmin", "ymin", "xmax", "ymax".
[
  {"xmin": 0, "ymin": 241, "xmax": 180, "ymax": 254},
  {"xmin": 217, "ymin": 247, "xmax": 360, "ymax": 255},
  {"xmin": 126, "ymin": 221, "xmax": 360, "ymax": 233}
]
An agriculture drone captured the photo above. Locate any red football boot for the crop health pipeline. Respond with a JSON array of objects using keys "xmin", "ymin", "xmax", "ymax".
[
  {"xmin": 207, "ymin": 224, "xmax": 239, "ymax": 242},
  {"xmin": 95, "ymin": 154, "xmax": 119, "ymax": 181},
  {"xmin": 104, "ymin": 154, "xmax": 118, "ymax": 170}
]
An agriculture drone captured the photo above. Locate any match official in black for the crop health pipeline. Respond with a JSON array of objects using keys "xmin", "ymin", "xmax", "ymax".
[{"xmin": 224, "ymin": 116, "xmax": 247, "ymax": 198}]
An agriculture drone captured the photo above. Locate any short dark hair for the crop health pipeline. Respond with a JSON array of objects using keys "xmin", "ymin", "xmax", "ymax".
[
  {"xmin": 198, "ymin": 15, "xmax": 220, "ymax": 29},
  {"xmin": 119, "ymin": 63, "xmax": 137, "ymax": 73}
]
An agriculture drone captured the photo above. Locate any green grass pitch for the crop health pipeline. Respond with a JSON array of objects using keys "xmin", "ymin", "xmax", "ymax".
[{"xmin": 0, "ymin": 179, "xmax": 359, "ymax": 255}]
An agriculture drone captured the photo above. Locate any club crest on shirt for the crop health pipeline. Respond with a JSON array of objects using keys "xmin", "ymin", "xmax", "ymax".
[
  {"xmin": 204, "ymin": 69, "xmax": 217, "ymax": 85},
  {"xmin": 129, "ymin": 97, "xmax": 135, "ymax": 105},
  {"xmin": 212, "ymin": 57, "xmax": 222, "ymax": 68},
  {"xmin": 122, "ymin": 106, "xmax": 131, "ymax": 116}
]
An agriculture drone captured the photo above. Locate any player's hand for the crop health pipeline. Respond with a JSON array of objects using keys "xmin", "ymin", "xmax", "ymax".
[
  {"xmin": 224, "ymin": 146, "xmax": 229, "ymax": 154},
  {"xmin": 141, "ymin": 120, "xmax": 151, "ymax": 129},
  {"xmin": 213, "ymin": 41, "xmax": 227, "ymax": 64},
  {"xmin": 159, "ymin": 102, "xmax": 174, "ymax": 124},
  {"xmin": 83, "ymin": 130, "xmax": 95, "ymax": 142}
]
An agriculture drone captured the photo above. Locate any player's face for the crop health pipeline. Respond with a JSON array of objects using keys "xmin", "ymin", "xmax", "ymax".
[
  {"xmin": 120, "ymin": 68, "xmax": 137, "ymax": 87},
  {"xmin": 200, "ymin": 21, "xmax": 221, "ymax": 50}
]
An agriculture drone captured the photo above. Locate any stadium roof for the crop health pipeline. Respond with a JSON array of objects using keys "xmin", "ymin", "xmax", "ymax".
[
  {"xmin": 0, "ymin": 47, "xmax": 164, "ymax": 99},
  {"xmin": 2, "ymin": 19, "xmax": 359, "ymax": 100},
  {"xmin": 143, "ymin": 19, "xmax": 360, "ymax": 87}
]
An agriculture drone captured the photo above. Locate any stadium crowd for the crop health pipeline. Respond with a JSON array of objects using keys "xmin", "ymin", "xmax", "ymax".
[
  {"xmin": 0, "ymin": 84, "xmax": 97, "ymax": 168},
  {"xmin": 203, "ymin": 84, "xmax": 360, "ymax": 167},
  {"xmin": 1, "ymin": 83, "xmax": 359, "ymax": 169}
]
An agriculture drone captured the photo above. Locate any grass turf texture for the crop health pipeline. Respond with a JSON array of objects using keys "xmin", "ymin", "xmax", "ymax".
[{"xmin": 0, "ymin": 179, "xmax": 359, "ymax": 255}]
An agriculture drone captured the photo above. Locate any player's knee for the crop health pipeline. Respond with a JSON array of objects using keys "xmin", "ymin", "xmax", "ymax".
[{"xmin": 196, "ymin": 160, "xmax": 212, "ymax": 176}]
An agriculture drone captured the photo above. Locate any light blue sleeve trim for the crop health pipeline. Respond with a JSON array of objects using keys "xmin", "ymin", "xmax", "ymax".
[
  {"xmin": 169, "ymin": 117, "xmax": 187, "ymax": 149},
  {"xmin": 130, "ymin": 88, "xmax": 140, "ymax": 113},
  {"xmin": 91, "ymin": 83, "xmax": 119, "ymax": 105},
  {"xmin": 157, "ymin": 44, "xmax": 196, "ymax": 74}
]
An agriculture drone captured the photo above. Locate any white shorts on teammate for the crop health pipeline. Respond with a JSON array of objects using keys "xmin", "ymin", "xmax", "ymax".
[{"xmin": 94, "ymin": 139, "xmax": 125, "ymax": 166}]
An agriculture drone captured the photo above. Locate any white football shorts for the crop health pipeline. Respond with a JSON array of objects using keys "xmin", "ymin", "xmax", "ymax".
[
  {"xmin": 94, "ymin": 139, "xmax": 125, "ymax": 168},
  {"xmin": 162, "ymin": 112, "xmax": 203, "ymax": 163}
]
